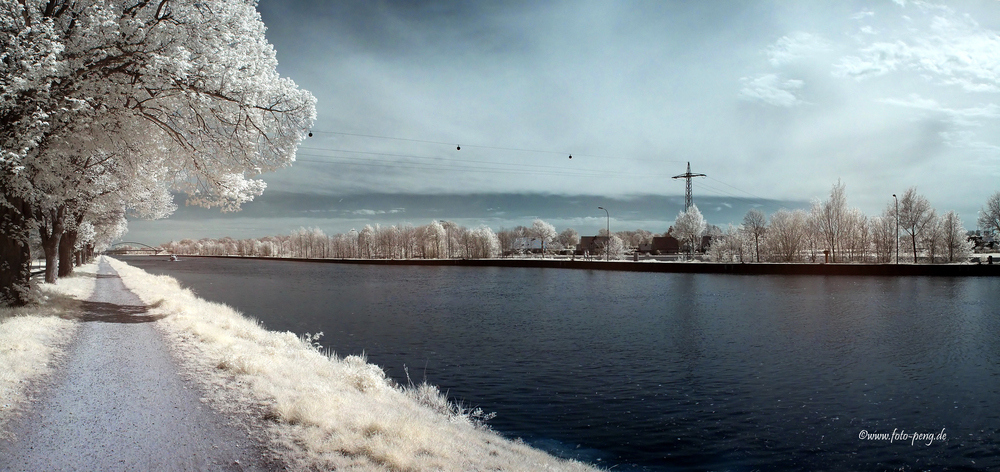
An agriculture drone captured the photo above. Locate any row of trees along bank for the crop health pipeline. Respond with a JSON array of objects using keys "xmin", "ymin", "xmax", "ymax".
[
  {"xmin": 160, "ymin": 219, "xmax": 628, "ymax": 260},
  {"xmin": 160, "ymin": 183, "xmax": 1000, "ymax": 264},
  {"xmin": 1, "ymin": 1, "xmax": 316, "ymax": 306},
  {"xmin": 709, "ymin": 183, "xmax": 997, "ymax": 264}
]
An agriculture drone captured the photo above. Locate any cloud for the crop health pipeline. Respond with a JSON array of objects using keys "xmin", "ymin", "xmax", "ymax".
[
  {"xmin": 835, "ymin": 6, "xmax": 1000, "ymax": 92},
  {"xmin": 351, "ymin": 208, "xmax": 406, "ymax": 216},
  {"xmin": 767, "ymin": 32, "xmax": 831, "ymax": 67},
  {"xmin": 739, "ymin": 74, "xmax": 807, "ymax": 107},
  {"xmin": 852, "ymin": 10, "xmax": 876, "ymax": 21},
  {"xmin": 880, "ymin": 95, "xmax": 999, "ymax": 118},
  {"xmin": 834, "ymin": 41, "xmax": 912, "ymax": 78}
]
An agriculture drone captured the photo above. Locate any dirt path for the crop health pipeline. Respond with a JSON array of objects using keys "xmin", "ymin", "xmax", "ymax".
[{"xmin": 0, "ymin": 259, "xmax": 278, "ymax": 471}]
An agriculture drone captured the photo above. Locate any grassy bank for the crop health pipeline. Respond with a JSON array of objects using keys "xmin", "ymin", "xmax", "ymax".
[
  {"xmin": 0, "ymin": 263, "xmax": 96, "ymax": 439},
  {"xmin": 105, "ymin": 257, "xmax": 599, "ymax": 471}
]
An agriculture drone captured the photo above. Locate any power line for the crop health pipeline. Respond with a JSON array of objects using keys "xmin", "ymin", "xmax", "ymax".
[
  {"xmin": 307, "ymin": 129, "xmax": 684, "ymax": 164},
  {"xmin": 296, "ymin": 153, "xmax": 677, "ymax": 180},
  {"xmin": 706, "ymin": 176, "xmax": 765, "ymax": 200},
  {"xmin": 299, "ymin": 132, "xmax": 771, "ymax": 202},
  {"xmin": 298, "ymin": 147, "xmax": 593, "ymax": 175}
]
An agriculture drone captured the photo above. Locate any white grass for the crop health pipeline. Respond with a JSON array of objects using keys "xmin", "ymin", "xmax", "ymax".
[
  {"xmin": 0, "ymin": 263, "xmax": 96, "ymax": 438},
  {"xmin": 105, "ymin": 257, "xmax": 599, "ymax": 471}
]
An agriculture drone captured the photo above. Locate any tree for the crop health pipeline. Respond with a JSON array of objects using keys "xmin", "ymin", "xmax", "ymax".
[
  {"xmin": 594, "ymin": 234, "xmax": 626, "ymax": 260},
  {"xmin": 742, "ymin": 209, "xmax": 766, "ymax": 262},
  {"xmin": 921, "ymin": 215, "xmax": 944, "ymax": 263},
  {"xmin": 766, "ymin": 209, "xmax": 808, "ymax": 262},
  {"xmin": 871, "ymin": 206, "xmax": 897, "ymax": 263},
  {"xmin": 811, "ymin": 181, "xmax": 848, "ymax": 262},
  {"xmin": 495, "ymin": 227, "xmax": 519, "ymax": 258},
  {"xmin": 940, "ymin": 211, "xmax": 973, "ymax": 263},
  {"xmin": 1, "ymin": 0, "xmax": 316, "ymax": 305},
  {"xmin": 557, "ymin": 228, "xmax": 580, "ymax": 251},
  {"xmin": 896, "ymin": 187, "xmax": 935, "ymax": 263},
  {"xmin": 979, "ymin": 191, "xmax": 1000, "ymax": 236},
  {"xmin": 530, "ymin": 219, "xmax": 557, "ymax": 256},
  {"xmin": 842, "ymin": 208, "xmax": 869, "ymax": 262},
  {"xmin": 709, "ymin": 224, "xmax": 746, "ymax": 262},
  {"xmin": 464, "ymin": 225, "xmax": 500, "ymax": 259},
  {"xmin": 423, "ymin": 221, "xmax": 447, "ymax": 259},
  {"xmin": 673, "ymin": 204, "xmax": 706, "ymax": 258}
]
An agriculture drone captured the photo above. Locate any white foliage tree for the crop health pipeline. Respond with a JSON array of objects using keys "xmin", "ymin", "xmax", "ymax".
[
  {"xmin": 465, "ymin": 225, "xmax": 500, "ymax": 259},
  {"xmin": 530, "ymin": 219, "xmax": 557, "ymax": 256},
  {"xmin": 673, "ymin": 204, "xmax": 706, "ymax": 258},
  {"xmin": 557, "ymin": 227, "xmax": 580, "ymax": 251},
  {"xmin": 979, "ymin": 191, "xmax": 1000, "ymax": 236},
  {"xmin": 742, "ymin": 209, "xmax": 766, "ymax": 263},
  {"xmin": 1, "ymin": 0, "xmax": 315, "ymax": 305},
  {"xmin": 766, "ymin": 209, "xmax": 809, "ymax": 262}
]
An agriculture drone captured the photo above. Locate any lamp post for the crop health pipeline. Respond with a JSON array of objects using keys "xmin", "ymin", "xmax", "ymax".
[
  {"xmin": 893, "ymin": 194, "xmax": 899, "ymax": 264},
  {"xmin": 598, "ymin": 206, "xmax": 610, "ymax": 261}
]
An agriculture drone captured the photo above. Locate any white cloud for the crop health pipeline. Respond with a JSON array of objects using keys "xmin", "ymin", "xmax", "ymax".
[
  {"xmin": 739, "ymin": 74, "xmax": 806, "ymax": 107},
  {"xmin": 834, "ymin": 41, "xmax": 912, "ymax": 78},
  {"xmin": 852, "ymin": 10, "xmax": 876, "ymax": 20},
  {"xmin": 836, "ymin": 7, "xmax": 1000, "ymax": 92},
  {"xmin": 351, "ymin": 208, "xmax": 407, "ymax": 215},
  {"xmin": 767, "ymin": 31, "xmax": 830, "ymax": 67}
]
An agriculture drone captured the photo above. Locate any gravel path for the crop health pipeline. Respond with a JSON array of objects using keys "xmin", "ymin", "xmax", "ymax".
[{"xmin": 0, "ymin": 260, "xmax": 277, "ymax": 471}]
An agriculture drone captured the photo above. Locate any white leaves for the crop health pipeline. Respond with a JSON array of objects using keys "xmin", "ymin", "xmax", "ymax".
[
  {"xmin": 673, "ymin": 204, "xmax": 706, "ymax": 253},
  {"xmin": 3, "ymin": 0, "xmax": 316, "ymax": 219}
]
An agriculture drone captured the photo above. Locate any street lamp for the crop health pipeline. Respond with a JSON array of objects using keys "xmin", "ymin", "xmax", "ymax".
[
  {"xmin": 893, "ymin": 194, "xmax": 899, "ymax": 264},
  {"xmin": 598, "ymin": 206, "xmax": 610, "ymax": 261}
]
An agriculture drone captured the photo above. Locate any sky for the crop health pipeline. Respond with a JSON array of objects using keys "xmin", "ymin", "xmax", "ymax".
[{"xmin": 126, "ymin": 0, "xmax": 1000, "ymax": 245}]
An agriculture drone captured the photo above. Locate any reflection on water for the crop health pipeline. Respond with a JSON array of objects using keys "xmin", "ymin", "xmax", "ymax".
[{"xmin": 121, "ymin": 256, "xmax": 1000, "ymax": 471}]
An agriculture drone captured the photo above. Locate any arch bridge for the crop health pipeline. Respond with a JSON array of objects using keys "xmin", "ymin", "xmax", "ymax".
[{"xmin": 104, "ymin": 242, "xmax": 164, "ymax": 255}]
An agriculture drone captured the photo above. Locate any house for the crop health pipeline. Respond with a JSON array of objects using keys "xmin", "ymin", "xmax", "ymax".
[
  {"xmin": 648, "ymin": 236, "xmax": 680, "ymax": 254},
  {"xmin": 577, "ymin": 236, "xmax": 608, "ymax": 255}
]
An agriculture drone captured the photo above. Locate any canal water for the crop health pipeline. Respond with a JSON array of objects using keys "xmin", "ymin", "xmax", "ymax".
[{"xmin": 118, "ymin": 256, "xmax": 1000, "ymax": 471}]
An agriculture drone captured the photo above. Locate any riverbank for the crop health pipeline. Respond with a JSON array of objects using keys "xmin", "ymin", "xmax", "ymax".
[
  {"xmin": 103, "ymin": 257, "xmax": 599, "ymax": 471},
  {"xmin": 0, "ymin": 263, "xmax": 94, "ymax": 438},
  {"xmin": 2, "ymin": 260, "xmax": 275, "ymax": 470},
  {"xmin": 165, "ymin": 254, "xmax": 1000, "ymax": 276}
]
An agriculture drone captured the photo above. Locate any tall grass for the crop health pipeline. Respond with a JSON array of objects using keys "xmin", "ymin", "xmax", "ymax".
[
  {"xmin": 0, "ymin": 263, "xmax": 96, "ymax": 439},
  {"xmin": 105, "ymin": 257, "xmax": 599, "ymax": 471}
]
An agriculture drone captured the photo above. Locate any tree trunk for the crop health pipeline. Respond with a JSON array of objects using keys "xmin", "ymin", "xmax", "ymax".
[
  {"xmin": 41, "ymin": 237, "xmax": 59, "ymax": 284},
  {"xmin": 58, "ymin": 229, "xmax": 77, "ymax": 277},
  {"xmin": 38, "ymin": 207, "xmax": 65, "ymax": 284},
  {"xmin": 0, "ymin": 196, "xmax": 33, "ymax": 306}
]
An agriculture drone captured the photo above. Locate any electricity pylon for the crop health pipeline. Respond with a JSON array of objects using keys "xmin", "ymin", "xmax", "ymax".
[{"xmin": 672, "ymin": 162, "xmax": 706, "ymax": 212}]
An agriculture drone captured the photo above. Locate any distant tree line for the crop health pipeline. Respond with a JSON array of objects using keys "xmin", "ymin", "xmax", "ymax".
[
  {"xmin": 161, "ymin": 219, "xmax": 625, "ymax": 260},
  {"xmin": 708, "ymin": 183, "xmax": 988, "ymax": 264},
  {"xmin": 161, "ymin": 185, "xmax": 1000, "ymax": 265}
]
